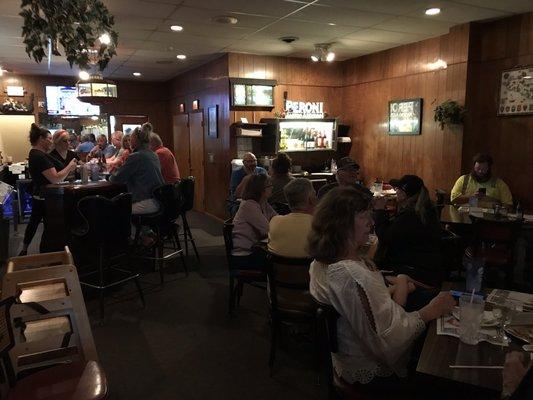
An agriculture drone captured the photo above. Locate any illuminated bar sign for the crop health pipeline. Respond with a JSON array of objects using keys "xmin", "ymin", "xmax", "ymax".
[
  {"xmin": 285, "ymin": 100, "xmax": 324, "ymax": 119},
  {"xmin": 388, "ymin": 98, "xmax": 422, "ymax": 135}
]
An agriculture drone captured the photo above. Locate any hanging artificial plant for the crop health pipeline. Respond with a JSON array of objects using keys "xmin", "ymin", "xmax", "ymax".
[
  {"xmin": 434, "ymin": 100, "xmax": 466, "ymax": 130},
  {"xmin": 20, "ymin": 0, "xmax": 118, "ymax": 71}
]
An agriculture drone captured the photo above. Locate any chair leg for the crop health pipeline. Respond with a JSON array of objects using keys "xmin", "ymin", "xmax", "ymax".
[
  {"xmin": 269, "ymin": 314, "xmax": 278, "ymax": 376},
  {"xmin": 181, "ymin": 214, "xmax": 189, "ymax": 256},
  {"xmin": 182, "ymin": 213, "xmax": 199, "ymax": 260},
  {"xmin": 172, "ymin": 225, "xmax": 188, "ymax": 276},
  {"xmin": 134, "ymin": 276, "xmax": 145, "ymax": 308},
  {"xmin": 97, "ymin": 246, "xmax": 105, "ymax": 322},
  {"xmin": 229, "ymin": 276, "xmax": 236, "ymax": 314},
  {"xmin": 236, "ymin": 281, "xmax": 243, "ymax": 305},
  {"xmin": 157, "ymin": 236, "xmax": 165, "ymax": 285}
]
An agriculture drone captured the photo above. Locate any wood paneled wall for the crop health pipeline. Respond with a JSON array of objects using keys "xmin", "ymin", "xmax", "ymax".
[
  {"xmin": 341, "ymin": 24, "xmax": 471, "ymax": 198},
  {"xmin": 167, "ymin": 55, "xmax": 231, "ymax": 219},
  {"xmin": 464, "ymin": 13, "xmax": 533, "ymax": 207},
  {"xmin": 0, "ymin": 74, "xmax": 170, "ymax": 143}
]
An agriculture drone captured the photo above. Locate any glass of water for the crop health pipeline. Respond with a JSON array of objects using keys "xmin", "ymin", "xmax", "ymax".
[{"xmin": 459, "ymin": 294, "xmax": 485, "ymax": 345}]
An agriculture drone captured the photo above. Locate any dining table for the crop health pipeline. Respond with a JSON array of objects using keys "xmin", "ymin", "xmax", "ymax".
[
  {"xmin": 416, "ymin": 283, "xmax": 528, "ymax": 396},
  {"xmin": 440, "ymin": 204, "xmax": 533, "ymax": 228}
]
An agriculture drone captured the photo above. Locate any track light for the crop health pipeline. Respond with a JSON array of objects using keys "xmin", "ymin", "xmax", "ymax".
[{"xmin": 310, "ymin": 43, "xmax": 335, "ymax": 62}]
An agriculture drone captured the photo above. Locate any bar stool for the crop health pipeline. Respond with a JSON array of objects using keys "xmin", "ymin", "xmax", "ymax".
[
  {"xmin": 74, "ymin": 193, "xmax": 145, "ymax": 321},
  {"xmin": 179, "ymin": 177, "xmax": 199, "ymax": 260}
]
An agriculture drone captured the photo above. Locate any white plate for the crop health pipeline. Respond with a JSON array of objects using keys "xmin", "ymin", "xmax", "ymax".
[{"xmin": 452, "ymin": 307, "xmax": 499, "ymax": 327}]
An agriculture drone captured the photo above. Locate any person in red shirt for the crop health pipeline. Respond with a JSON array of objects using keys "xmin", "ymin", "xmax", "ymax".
[{"xmin": 149, "ymin": 132, "xmax": 180, "ymax": 183}]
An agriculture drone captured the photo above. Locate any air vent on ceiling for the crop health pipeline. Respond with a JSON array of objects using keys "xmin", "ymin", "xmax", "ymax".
[{"xmin": 212, "ymin": 15, "xmax": 238, "ymax": 24}]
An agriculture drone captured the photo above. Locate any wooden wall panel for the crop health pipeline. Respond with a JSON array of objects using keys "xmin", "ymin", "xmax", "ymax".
[
  {"xmin": 340, "ymin": 24, "xmax": 470, "ymax": 198},
  {"xmin": 464, "ymin": 12, "xmax": 533, "ymax": 207}
]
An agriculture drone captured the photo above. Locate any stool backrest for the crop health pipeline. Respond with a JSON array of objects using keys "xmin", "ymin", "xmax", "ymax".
[
  {"xmin": 179, "ymin": 177, "xmax": 195, "ymax": 212},
  {"xmin": 77, "ymin": 193, "xmax": 132, "ymax": 245},
  {"xmin": 222, "ymin": 219, "xmax": 234, "ymax": 262},
  {"xmin": 153, "ymin": 182, "xmax": 183, "ymax": 223},
  {"xmin": 470, "ymin": 216, "xmax": 522, "ymax": 249}
]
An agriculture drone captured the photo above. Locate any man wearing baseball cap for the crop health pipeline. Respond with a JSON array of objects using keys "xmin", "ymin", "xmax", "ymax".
[{"xmin": 317, "ymin": 157, "xmax": 371, "ymax": 199}]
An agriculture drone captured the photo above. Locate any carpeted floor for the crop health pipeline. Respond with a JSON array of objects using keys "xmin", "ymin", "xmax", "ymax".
[{"xmin": 6, "ymin": 211, "xmax": 322, "ymax": 400}]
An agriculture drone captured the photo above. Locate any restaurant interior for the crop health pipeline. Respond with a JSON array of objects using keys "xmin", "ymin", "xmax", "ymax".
[{"xmin": 0, "ymin": 1, "xmax": 533, "ymax": 399}]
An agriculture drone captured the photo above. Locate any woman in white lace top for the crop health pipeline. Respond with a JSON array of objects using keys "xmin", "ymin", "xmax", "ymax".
[{"xmin": 308, "ymin": 187, "xmax": 455, "ymax": 389}]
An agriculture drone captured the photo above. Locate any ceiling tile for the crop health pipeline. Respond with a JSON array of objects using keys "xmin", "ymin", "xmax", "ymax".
[
  {"xmin": 451, "ymin": 0, "xmax": 533, "ymax": 13},
  {"xmin": 289, "ymin": 4, "xmax": 394, "ymax": 27},
  {"xmin": 259, "ymin": 19, "xmax": 360, "ymax": 40},
  {"xmin": 104, "ymin": 0, "xmax": 176, "ymax": 19},
  {"xmin": 372, "ymin": 15, "xmax": 455, "ymax": 35},
  {"xmin": 405, "ymin": 3, "xmax": 511, "ymax": 24},
  {"xmin": 179, "ymin": 0, "xmax": 308, "ymax": 18},
  {"xmin": 342, "ymin": 28, "xmax": 426, "ymax": 44},
  {"xmin": 167, "ymin": 6, "xmax": 275, "ymax": 29},
  {"xmin": 311, "ymin": 0, "xmax": 427, "ymax": 15}
]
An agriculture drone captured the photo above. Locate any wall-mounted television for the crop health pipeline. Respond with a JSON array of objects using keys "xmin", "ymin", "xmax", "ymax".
[
  {"xmin": 45, "ymin": 86, "xmax": 100, "ymax": 116},
  {"xmin": 230, "ymin": 78, "xmax": 276, "ymax": 108},
  {"xmin": 277, "ymin": 118, "xmax": 337, "ymax": 152}
]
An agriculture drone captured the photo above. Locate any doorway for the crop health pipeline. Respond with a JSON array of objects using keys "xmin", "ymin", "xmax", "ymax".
[{"xmin": 172, "ymin": 111, "xmax": 205, "ymax": 212}]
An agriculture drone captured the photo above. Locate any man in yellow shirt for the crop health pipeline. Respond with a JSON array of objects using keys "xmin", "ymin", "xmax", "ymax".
[
  {"xmin": 450, "ymin": 153, "xmax": 513, "ymax": 206},
  {"xmin": 268, "ymin": 178, "xmax": 316, "ymax": 258}
]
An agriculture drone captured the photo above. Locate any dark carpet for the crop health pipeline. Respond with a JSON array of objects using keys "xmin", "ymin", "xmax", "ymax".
[{"xmin": 7, "ymin": 211, "xmax": 322, "ymax": 400}]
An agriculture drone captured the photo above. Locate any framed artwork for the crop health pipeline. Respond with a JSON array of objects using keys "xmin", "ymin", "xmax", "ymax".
[
  {"xmin": 207, "ymin": 105, "xmax": 218, "ymax": 138},
  {"xmin": 498, "ymin": 66, "xmax": 533, "ymax": 116},
  {"xmin": 388, "ymin": 98, "xmax": 422, "ymax": 135}
]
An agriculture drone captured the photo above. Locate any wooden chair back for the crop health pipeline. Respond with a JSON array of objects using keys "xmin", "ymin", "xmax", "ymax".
[{"xmin": 316, "ymin": 303, "xmax": 340, "ymax": 400}]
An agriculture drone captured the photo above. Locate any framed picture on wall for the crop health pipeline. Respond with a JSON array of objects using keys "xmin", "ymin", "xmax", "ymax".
[
  {"xmin": 498, "ymin": 66, "xmax": 533, "ymax": 116},
  {"xmin": 122, "ymin": 124, "xmax": 141, "ymax": 135},
  {"xmin": 388, "ymin": 98, "xmax": 422, "ymax": 135},
  {"xmin": 207, "ymin": 105, "xmax": 218, "ymax": 138}
]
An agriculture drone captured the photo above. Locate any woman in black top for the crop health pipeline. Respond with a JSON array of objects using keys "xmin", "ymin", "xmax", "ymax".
[
  {"xmin": 373, "ymin": 175, "xmax": 444, "ymax": 287},
  {"xmin": 19, "ymin": 124, "xmax": 77, "ymax": 255},
  {"xmin": 49, "ymin": 130, "xmax": 77, "ymax": 170}
]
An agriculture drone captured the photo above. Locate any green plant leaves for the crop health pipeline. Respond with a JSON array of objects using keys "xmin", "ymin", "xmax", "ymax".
[
  {"xmin": 434, "ymin": 100, "xmax": 466, "ymax": 130},
  {"xmin": 19, "ymin": 0, "xmax": 119, "ymax": 72}
]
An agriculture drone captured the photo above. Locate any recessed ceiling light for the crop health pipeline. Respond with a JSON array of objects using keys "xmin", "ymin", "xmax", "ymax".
[
  {"xmin": 524, "ymin": 75, "xmax": 532, "ymax": 79},
  {"xmin": 328, "ymin": 22, "xmax": 336, "ymax": 26},
  {"xmin": 212, "ymin": 15, "xmax": 238, "ymax": 24},
  {"xmin": 425, "ymin": 7, "xmax": 441, "ymax": 16},
  {"xmin": 133, "ymin": 72, "xmax": 142, "ymax": 77},
  {"xmin": 176, "ymin": 54, "xmax": 187, "ymax": 60},
  {"xmin": 170, "ymin": 25, "xmax": 183, "ymax": 32},
  {"xmin": 99, "ymin": 33, "xmax": 111, "ymax": 45},
  {"xmin": 79, "ymin": 70, "xmax": 90, "ymax": 80}
]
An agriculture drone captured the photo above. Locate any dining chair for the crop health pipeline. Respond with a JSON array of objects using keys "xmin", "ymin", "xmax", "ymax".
[
  {"xmin": 179, "ymin": 177, "xmax": 200, "ymax": 260},
  {"xmin": 464, "ymin": 216, "xmax": 523, "ymax": 288},
  {"xmin": 222, "ymin": 218, "xmax": 266, "ymax": 314},
  {"xmin": 265, "ymin": 251, "xmax": 315, "ymax": 375}
]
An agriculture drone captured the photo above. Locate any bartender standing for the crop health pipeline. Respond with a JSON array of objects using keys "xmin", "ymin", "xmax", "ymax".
[{"xmin": 19, "ymin": 124, "xmax": 76, "ymax": 255}]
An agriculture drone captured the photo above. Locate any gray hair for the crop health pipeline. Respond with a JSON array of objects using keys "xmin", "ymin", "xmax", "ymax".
[
  {"xmin": 133, "ymin": 123, "xmax": 152, "ymax": 144},
  {"xmin": 149, "ymin": 132, "xmax": 163, "ymax": 148},
  {"xmin": 284, "ymin": 178, "xmax": 314, "ymax": 211}
]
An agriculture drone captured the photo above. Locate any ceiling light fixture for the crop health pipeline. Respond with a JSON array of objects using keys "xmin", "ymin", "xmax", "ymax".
[
  {"xmin": 170, "ymin": 25, "xmax": 183, "ymax": 32},
  {"xmin": 176, "ymin": 54, "xmax": 187, "ymax": 60},
  {"xmin": 79, "ymin": 70, "xmax": 90, "ymax": 80},
  {"xmin": 212, "ymin": 15, "xmax": 238, "ymax": 24},
  {"xmin": 328, "ymin": 22, "xmax": 336, "ymax": 26},
  {"xmin": 310, "ymin": 43, "xmax": 335, "ymax": 63},
  {"xmin": 133, "ymin": 72, "xmax": 141, "ymax": 77},
  {"xmin": 98, "ymin": 33, "xmax": 111, "ymax": 45},
  {"xmin": 0, "ymin": 68, "xmax": 3, "ymax": 77},
  {"xmin": 425, "ymin": 7, "xmax": 441, "ymax": 16}
]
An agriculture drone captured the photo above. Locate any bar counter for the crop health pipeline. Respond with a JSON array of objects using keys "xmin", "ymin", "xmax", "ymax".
[{"xmin": 42, "ymin": 180, "xmax": 126, "ymax": 252}]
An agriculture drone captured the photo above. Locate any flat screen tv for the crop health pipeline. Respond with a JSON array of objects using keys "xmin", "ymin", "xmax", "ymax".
[
  {"xmin": 45, "ymin": 86, "xmax": 100, "ymax": 116},
  {"xmin": 278, "ymin": 119, "xmax": 337, "ymax": 152},
  {"xmin": 230, "ymin": 78, "xmax": 276, "ymax": 108}
]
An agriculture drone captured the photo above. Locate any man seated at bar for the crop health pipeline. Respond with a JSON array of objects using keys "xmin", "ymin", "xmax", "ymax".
[
  {"xmin": 149, "ymin": 132, "xmax": 180, "ymax": 183},
  {"xmin": 75, "ymin": 134, "xmax": 95, "ymax": 161},
  {"xmin": 268, "ymin": 153, "xmax": 294, "ymax": 205},
  {"xmin": 451, "ymin": 153, "xmax": 513, "ymax": 207},
  {"xmin": 107, "ymin": 133, "xmax": 131, "ymax": 172},
  {"xmin": 49, "ymin": 130, "xmax": 78, "ymax": 170},
  {"xmin": 19, "ymin": 124, "xmax": 77, "ymax": 255},
  {"xmin": 231, "ymin": 152, "xmax": 267, "ymax": 199},
  {"xmin": 88, "ymin": 134, "xmax": 116, "ymax": 160},
  {"xmin": 268, "ymin": 178, "xmax": 315, "ymax": 258},
  {"xmin": 308, "ymin": 187, "xmax": 454, "ymax": 395},
  {"xmin": 109, "ymin": 131, "xmax": 124, "ymax": 157},
  {"xmin": 317, "ymin": 156, "xmax": 371, "ymax": 199},
  {"xmin": 110, "ymin": 124, "xmax": 164, "ymax": 214}
]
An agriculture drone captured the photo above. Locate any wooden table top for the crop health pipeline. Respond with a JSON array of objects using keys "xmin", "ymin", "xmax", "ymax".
[
  {"xmin": 45, "ymin": 180, "xmax": 125, "ymax": 194},
  {"xmin": 440, "ymin": 204, "xmax": 532, "ymax": 227},
  {"xmin": 416, "ymin": 283, "xmax": 522, "ymax": 392}
]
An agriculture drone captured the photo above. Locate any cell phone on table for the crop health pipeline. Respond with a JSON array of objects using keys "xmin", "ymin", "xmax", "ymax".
[{"xmin": 450, "ymin": 290, "xmax": 485, "ymax": 300}]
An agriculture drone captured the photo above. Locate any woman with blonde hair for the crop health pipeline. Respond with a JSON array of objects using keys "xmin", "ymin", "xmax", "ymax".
[
  {"xmin": 49, "ymin": 129, "xmax": 77, "ymax": 170},
  {"xmin": 308, "ymin": 186, "xmax": 454, "ymax": 395}
]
